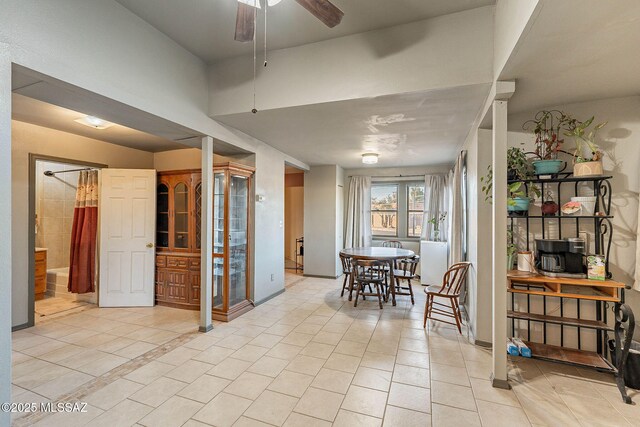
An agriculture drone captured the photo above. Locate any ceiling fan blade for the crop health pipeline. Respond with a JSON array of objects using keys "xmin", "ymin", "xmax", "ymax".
[
  {"xmin": 234, "ymin": 2, "xmax": 255, "ymax": 42},
  {"xmin": 295, "ymin": 0, "xmax": 344, "ymax": 28}
]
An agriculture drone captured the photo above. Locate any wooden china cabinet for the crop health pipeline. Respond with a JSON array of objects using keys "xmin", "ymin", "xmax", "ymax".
[
  {"xmin": 155, "ymin": 169, "xmax": 202, "ymax": 309},
  {"xmin": 154, "ymin": 163, "xmax": 254, "ymax": 321}
]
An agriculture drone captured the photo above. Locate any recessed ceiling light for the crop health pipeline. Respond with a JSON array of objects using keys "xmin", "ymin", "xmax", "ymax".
[
  {"xmin": 74, "ymin": 115, "xmax": 115, "ymax": 130},
  {"xmin": 362, "ymin": 153, "xmax": 379, "ymax": 164}
]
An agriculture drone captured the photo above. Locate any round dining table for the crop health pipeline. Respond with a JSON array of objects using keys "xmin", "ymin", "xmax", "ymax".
[{"xmin": 339, "ymin": 247, "xmax": 415, "ymax": 306}]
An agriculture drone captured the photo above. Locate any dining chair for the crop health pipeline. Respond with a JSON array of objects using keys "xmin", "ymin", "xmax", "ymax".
[
  {"xmin": 392, "ymin": 255, "xmax": 420, "ymax": 305},
  {"xmin": 423, "ymin": 262, "xmax": 471, "ymax": 333},
  {"xmin": 352, "ymin": 259, "xmax": 387, "ymax": 309},
  {"xmin": 381, "ymin": 240, "xmax": 403, "ymax": 248},
  {"xmin": 339, "ymin": 253, "xmax": 352, "ymax": 297}
]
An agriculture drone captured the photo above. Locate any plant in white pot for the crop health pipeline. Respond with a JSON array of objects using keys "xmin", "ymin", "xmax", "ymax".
[
  {"xmin": 428, "ymin": 212, "xmax": 447, "ymax": 242},
  {"xmin": 564, "ymin": 116, "xmax": 607, "ymax": 177}
]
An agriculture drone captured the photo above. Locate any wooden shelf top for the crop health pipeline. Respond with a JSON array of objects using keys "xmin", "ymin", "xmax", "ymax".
[{"xmin": 508, "ymin": 271, "xmax": 624, "ymax": 288}]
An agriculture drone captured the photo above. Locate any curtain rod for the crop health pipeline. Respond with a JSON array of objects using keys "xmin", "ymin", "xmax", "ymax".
[
  {"xmin": 44, "ymin": 167, "xmax": 100, "ymax": 177},
  {"xmin": 347, "ymin": 174, "xmax": 427, "ymax": 179}
]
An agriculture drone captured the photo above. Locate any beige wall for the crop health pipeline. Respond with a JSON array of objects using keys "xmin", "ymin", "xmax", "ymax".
[
  {"xmin": 285, "ymin": 174, "xmax": 304, "ymax": 262},
  {"xmin": 153, "ymin": 148, "xmax": 256, "ymax": 172},
  {"xmin": 11, "ymin": 120, "xmax": 154, "ymax": 327}
]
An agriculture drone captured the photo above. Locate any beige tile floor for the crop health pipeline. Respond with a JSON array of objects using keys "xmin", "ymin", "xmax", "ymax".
[{"xmin": 10, "ymin": 274, "xmax": 640, "ymax": 426}]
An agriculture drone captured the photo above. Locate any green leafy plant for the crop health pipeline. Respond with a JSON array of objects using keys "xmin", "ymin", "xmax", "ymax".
[
  {"xmin": 428, "ymin": 212, "xmax": 447, "ymax": 242},
  {"xmin": 481, "ymin": 166, "xmax": 540, "ymax": 206},
  {"xmin": 563, "ymin": 116, "xmax": 607, "ymax": 163},
  {"xmin": 507, "ymin": 147, "xmax": 534, "ymax": 180},
  {"xmin": 523, "ymin": 110, "xmax": 574, "ymax": 160}
]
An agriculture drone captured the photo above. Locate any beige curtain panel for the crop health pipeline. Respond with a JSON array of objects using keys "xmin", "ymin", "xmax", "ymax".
[{"xmin": 344, "ymin": 176, "xmax": 372, "ymax": 248}]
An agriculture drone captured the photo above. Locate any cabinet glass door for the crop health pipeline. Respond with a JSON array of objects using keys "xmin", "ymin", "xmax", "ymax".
[
  {"xmin": 156, "ymin": 183, "xmax": 169, "ymax": 248},
  {"xmin": 229, "ymin": 174, "xmax": 248, "ymax": 306},
  {"xmin": 195, "ymin": 183, "xmax": 202, "ymax": 250},
  {"xmin": 213, "ymin": 173, "xmax": 225, "ymax": 255},
  {"xmin": 174, "ymin": 182, "xmax": 189, "ymax": 248}
]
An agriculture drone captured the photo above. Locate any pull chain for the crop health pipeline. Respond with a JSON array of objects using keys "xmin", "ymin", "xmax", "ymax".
[
  {"xmin": 251, "ymin": 3, "xmax": 257, "ymax": 114},
  {"xmin": 264, "ymin": 1, "xmax": 268, "ymax": 67}
]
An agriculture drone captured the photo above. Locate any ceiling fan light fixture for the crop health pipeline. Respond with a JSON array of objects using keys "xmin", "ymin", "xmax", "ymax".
[
  {"xmin": 238, "ymin": 0, "xmax": 261, "ymax": 9},
  {"xmin": 362, "ymin": 153, "xmax": 379, "ymax": 165}
]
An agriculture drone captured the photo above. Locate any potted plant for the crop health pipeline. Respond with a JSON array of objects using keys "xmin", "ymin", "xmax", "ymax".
[
  {"xmin": 507, "ymin": 147, "xmax": 535, "ymax": 181},
  {"xmin": 564, "ymin": 116, "xmax": 607, "ymax": 177},
  {"xmin": 523, "ymin": 110, "xmax": 572, "ymax": 175},
  {"xmin": 428, "ymin": 212, "xmax": 447, "ymax": 242},
  {"xmin": 482, "ymin": 166, "xmax": 540, "ymax": 214}
]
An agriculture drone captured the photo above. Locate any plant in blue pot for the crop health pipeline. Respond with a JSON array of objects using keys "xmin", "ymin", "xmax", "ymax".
[
  {"xmin": 523, "ymin": 110, "xmax": 572, "ymax": 176},
  {"xmin": 507, "ymin": 182, "xmax": 540, "ymax": 216}
]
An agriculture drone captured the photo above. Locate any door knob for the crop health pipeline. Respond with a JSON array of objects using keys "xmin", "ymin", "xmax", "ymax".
[{"xmin": 146, "ymin": 243, "xmax": 154, "ymax": 248}]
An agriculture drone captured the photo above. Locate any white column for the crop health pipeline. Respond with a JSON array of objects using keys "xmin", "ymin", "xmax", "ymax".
[
  {"xmin": 199, "ymin": 136, "xmax": 213, "ymax": 332},
  {"xmin": 0, "ymin": 46, "xmax": 13, "ymax": 425},
  {"xmin": 491, "ymin": 99, "xmax": 510, "ymax": 389}
]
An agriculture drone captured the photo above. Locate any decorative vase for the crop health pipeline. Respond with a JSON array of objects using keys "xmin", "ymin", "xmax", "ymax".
[
  {"xmin": 508, "ymin": 197, "xmax": 530, "ymax": 214},
  {"xmin": 507, "ymin": 253, "xmax": 516, "ymax": 271},
  {"xmin": 573, "ymin": 160, "xmax": 603, "ymax": 177},
  {"xmin": 533, "ymin": 159, "xmax": 563, "ymax": 175},
  {"xmin": 541, "ymin": 200, "xmax": 559, "ymax": 216}
]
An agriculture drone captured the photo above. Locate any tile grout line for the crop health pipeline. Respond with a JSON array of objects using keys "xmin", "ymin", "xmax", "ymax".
[{"xmin": 13, "ymin": 329, "xmax": 200, "ymax": 427}]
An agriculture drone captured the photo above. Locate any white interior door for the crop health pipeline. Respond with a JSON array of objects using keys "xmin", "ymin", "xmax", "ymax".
[{"xmin": 99, "ymin": 169, "xmax": 156, "ymax": 307}]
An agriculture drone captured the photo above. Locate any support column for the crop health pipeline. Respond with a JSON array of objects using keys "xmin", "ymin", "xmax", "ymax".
[
  {"xmin": 491, "ymin": 99, "xmax": 510, "ymax": 389},
  {"xmin": 199, "ymin": 136, "xmax": 213, "ymax": 332},
  {"xmin": 0, "ymin": 47, "xmax": 13, "ymax": 425}
]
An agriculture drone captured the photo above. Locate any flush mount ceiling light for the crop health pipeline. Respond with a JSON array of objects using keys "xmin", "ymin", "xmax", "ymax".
[
  {"xmin": 362, "ymin": 153, "xmax": 379, "ymax": 165},
  {"xmin": 74, "ymin": 115, "xmax": 115, "ymax": 130}
]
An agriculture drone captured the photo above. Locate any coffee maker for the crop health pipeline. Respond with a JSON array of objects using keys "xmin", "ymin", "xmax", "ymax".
[{"xmin": 535, "ymin": 238, "xmax": 586, "ymax": 278}]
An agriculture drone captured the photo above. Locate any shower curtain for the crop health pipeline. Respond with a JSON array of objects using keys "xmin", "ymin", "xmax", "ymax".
[{"xmin": 68, "ymin": 170, "xmax": 98, "ymax": 294}]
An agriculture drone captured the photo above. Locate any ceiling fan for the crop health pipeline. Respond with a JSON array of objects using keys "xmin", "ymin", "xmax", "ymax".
[{"xmin": 234, "ymin": 0, "xmax": 344, "ymax": 42}]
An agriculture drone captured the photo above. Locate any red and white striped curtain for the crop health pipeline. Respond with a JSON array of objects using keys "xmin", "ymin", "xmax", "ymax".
[{"xmin": 68, "ymin": 170, "xmax": 98, "ymax": 294}]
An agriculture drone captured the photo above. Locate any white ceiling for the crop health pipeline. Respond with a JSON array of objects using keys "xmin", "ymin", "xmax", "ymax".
[
  {"xmin": 215, "ymin": 84, "xmax": 491, "ymax": 168},
  {"xmin": 12, "ymin": 93, "xmax": 187, "ymax": 152},
  {"xmin": 502, "ymin": 0, "xmax": 640, "ymax": 115},
  {"xmin": 115, "ymin": 0, "xmax": 494, "ymax": 63}
]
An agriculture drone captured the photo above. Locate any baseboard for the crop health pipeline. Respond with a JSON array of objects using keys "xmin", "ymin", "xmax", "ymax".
[
  {"xmin": 474, "ymin": 339, "xmax": 492, "ymax": 348},
  {"xmin": 12, "ymin": 322, "xmax": 31, "ymax": 332},
  {"xmin": 303, "ymin": 274, "xmax": 340, "ymax": 279},
  {"xmin": 253, "ymin": 288, "xmax": 286, "ymax": 306}
]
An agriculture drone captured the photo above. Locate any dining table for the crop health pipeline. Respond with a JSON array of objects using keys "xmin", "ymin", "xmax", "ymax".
[{"xmin": 339, "ymin": 246, "xmax": 415, "ymax": 306}]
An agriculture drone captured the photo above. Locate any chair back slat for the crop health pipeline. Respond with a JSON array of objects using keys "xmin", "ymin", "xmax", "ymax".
[
  {"xmin": 381, "ymin": 240, "xmax": 403, "ymax": 249},
  {"xmin": 339, "ymin": 253, "xmax": 352, "ymax": 274},
  {"xmin": 439, "ymin": 262, "xmax": 471, "ymax": 296}
]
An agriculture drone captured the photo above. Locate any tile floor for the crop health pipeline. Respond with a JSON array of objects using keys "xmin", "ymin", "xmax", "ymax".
[{"xmin": 10, "ymin": 274, "xmax": 640, "ymax": 426}]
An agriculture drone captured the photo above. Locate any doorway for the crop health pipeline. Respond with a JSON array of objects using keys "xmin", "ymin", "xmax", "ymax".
[
  {"xmin": 284, "ymin": 165, "xmax": 304, "ymax": 285},
  {"xmin": 31, "ymin": 156, "xmax": 105, "ymax": 321}
]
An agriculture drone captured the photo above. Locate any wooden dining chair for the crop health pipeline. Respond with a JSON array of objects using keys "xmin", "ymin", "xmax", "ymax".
[
  {"xmin": 423, "ymin": 262, "xmax": 471, "ymax": 333},
  {"xmin": 392, "ymin": 255, "xmax": 420, "ymax": 305},
  {"xmin": 381, "ymin": 240, "xmax": 403, "ymax": 248},
  {"xmin": 353, "ymin": 259, "xmax": 387, "ymax": 309},
  {"xmin": 339, "ymin": 253, "xmax": 352, "ymax": 297}
]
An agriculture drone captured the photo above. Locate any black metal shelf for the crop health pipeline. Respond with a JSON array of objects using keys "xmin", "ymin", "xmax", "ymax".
[
  {"xmin": 508, "ymin": 174, "xmax": 612, "ymax": 184},
  {"xmin": 509, "ymin": 215, "xmax": 613, "ymax": 219}
]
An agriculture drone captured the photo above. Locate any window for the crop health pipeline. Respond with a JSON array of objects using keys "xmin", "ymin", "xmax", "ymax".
[
  {"xmin": 407, "ymin": 184, "xmax": 424, "ymax": 237},
  {"xmin": 371, "ymin": 182, "xmax": 424, "ymax": 239},
  {"xmin": 371, "ymin": 184, "xmax": 398, "ymax": 237}
]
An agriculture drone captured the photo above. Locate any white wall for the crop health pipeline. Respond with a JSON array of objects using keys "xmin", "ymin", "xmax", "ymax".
[
  {"xmin": 493, "ymin": 0, "xmax": 540, "ymax": 78},
  {"xmin": 304, "ymin": 165, "xmax": 342, "ymax": 277},
  {"xmin": 209, "ymin": 7, "xmax": 494, "ymax": 116},
  {"xmin": 11, "ymin": 121, "xmax": 154, "ymax": 327},
  {"xmin": 509, "ymin": 96, "xmax": 640, "ymax": 322},
  {"xmin": 0, "ymin": 46, "xmax": 13, "ymax": 427},
  {"xmin": 463, "ymin": 129, "xmax": 493, "ymax": 344}
]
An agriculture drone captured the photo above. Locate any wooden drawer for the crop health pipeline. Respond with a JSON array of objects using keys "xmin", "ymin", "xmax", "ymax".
[
  {"xmin": 35, "ymin": 262, "xmax": 46, "ymax": 278},
  {"xmin": 167, "ymin": 256, "xmax": 189, "ymax": 269},
  {"xmin": 156, "ymin": 255, "xmax": 167, "ymax": 267},
  {"xmin": 35, "ymin": 251, "xmax": 46, "ymax": 262},
  {"xmin": 189, "ymin": 257, "xmax": 201, "ymax": 271}
]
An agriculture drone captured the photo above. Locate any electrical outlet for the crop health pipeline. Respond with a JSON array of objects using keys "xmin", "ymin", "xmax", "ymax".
[{"xmin": 270, "ymin": 274, "xmax": 274, "ymax": 282}]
